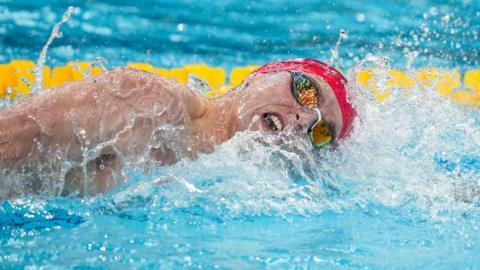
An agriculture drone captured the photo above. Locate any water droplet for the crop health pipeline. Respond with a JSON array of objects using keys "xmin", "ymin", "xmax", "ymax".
[
  {"xmin": 176, "ymin": 23, "xmax": 185, "ymax": 32},
  {"xmin": 355, "ymin": 13, "xmax": 365, "ymax": 22},
  {"xmin": 442, "ymin": 14, "xmax": 451, "ymax": 23},
  {"xmin": 79, "ymin": 129, "xmax": 87, "ymax": 140}
]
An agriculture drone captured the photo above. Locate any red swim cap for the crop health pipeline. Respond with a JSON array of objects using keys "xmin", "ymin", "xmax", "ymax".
[{"xmin": 253, "ymin": 58, "xmax": 356, "ymax": 140}]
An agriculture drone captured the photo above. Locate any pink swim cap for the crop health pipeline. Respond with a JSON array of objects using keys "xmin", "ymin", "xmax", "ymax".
[{"xmin": 253, "ymin": 58, "xmax": 356, "ymax": 140}]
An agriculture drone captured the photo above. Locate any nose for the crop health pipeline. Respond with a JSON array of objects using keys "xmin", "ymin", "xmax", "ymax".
[{"xmin": 293, "ymin": 108, "xmax": 318, "ymax": 131}]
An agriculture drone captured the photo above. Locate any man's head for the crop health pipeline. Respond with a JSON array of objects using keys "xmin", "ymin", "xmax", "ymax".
[{"xmin": 226, "ymin": 58, "xmax": 356, "ymax": 146}]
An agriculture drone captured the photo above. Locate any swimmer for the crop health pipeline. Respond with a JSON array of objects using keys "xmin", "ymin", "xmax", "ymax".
[{"xmin": 0, "ymin": 58, "xmax": 355, "ymax": 199}]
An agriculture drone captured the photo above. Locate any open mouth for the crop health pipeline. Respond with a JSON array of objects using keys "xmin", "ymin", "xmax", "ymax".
[{"xmin": 262, "ymin": 112, "xmax": 284, "ymax": 132}]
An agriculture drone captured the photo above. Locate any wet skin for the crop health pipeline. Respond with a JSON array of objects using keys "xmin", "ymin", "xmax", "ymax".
[{"xmin": 0, "ymin": 68, "xmax": 343, "ymax": 199}]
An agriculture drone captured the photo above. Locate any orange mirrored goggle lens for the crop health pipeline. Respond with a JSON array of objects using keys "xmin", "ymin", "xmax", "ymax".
[
  {"xmin": 297, "ymin": 88, "xmax": 318, "ymax": 107},
  {"xmin": 291, "ymin": 71, "xmax": 319, "ymax": 107},
  {"xmin": 308, "ymin": 120, "xmax": 333, "ymax": 147}
]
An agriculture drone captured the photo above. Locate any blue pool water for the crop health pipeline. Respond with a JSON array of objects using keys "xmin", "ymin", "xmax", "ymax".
[{"xmin": 1, "ymin": 0, "xmax": 480, "ymax": 269}]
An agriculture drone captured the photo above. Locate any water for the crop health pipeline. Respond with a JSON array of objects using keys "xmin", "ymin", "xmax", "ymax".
[
  {"xmin": 1, "ymin": 0, "xmax": 480, "ymax": 269},
  {"xmin": 32, "ymin": 6, "xmax": 75, "ymax": 93}
]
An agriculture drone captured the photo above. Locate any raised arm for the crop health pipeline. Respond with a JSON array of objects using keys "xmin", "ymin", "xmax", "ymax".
[{"xmin": 0, "ymin": 68, "xmax": 208, "ymax": 199}]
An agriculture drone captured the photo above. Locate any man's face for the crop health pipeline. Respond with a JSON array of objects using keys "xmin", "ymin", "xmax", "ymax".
[{"xmin": 232, "ymin": 71, "xmax": 343, "ymax": 140}]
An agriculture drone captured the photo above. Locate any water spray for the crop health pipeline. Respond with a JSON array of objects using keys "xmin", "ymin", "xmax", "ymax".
[
  {"xmin": 32, "ymin": 6, "xmax": 76, "ymax": 93},
  {"xmin": 71, "ymin": 57, "xmax": 108, "ymax": 79},
  {"xmin": 329, "ymin": 29, "xmax": 348, "ymax": 66}
]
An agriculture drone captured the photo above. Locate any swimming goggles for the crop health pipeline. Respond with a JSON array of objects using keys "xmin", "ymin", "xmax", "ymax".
[{"xmin": 290, "ymin": 71, "xmax": 334, "ymax": 147}]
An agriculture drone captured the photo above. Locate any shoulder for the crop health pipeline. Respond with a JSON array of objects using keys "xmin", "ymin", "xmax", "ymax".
[
  {"xmin": 101, "ymin": 67, "xmax": 165, "ymax": 88},
  {"xmin": 90, "ymin": 67, "xmax": 171, "ymax": 100}
]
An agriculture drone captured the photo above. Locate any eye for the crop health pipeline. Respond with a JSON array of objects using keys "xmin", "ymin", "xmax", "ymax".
[{"xmin": 290, "ymin": 72, "xmax": 319, "ymax": 107}]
